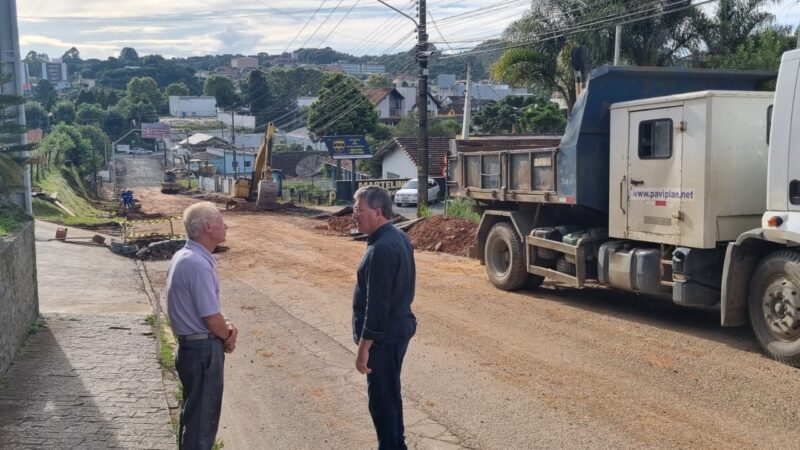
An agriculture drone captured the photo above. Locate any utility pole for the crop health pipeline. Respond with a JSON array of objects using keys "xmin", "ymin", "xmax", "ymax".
[
  {"xmin": 614, "ymin": 25, "xmax": 622, "ymax": 66},
  {"xmin": 230, "ymin": 109, "xmax": 237, "ymax": 178},
  {"xmin": 417, "ymin": 0, "xmax": 429, "ymax": 213},
  {"xmin": 0, "ymin": 0, "xmax": 31, "ymax": 213},
  {"xmin": 461, "ymin": 62, "xmax": 472, "ymax": 140}
]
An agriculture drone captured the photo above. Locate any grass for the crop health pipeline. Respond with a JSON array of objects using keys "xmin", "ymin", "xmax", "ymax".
[
  {"xmin": 417, "ymin": 202, "xmax": 432, "ymax": 219},
  {"xmin": 445, "ymin": 197, "xmax": 481, "ymax": 224},
  {"xmin": 0, "ymin": 204, "xmax": 30, "ymax": 238},
  {"xmin": 33, "ymin": 168, "xmax": 121, "ymax": 227},
  {"xmin": 28, "ymin": 320, "xmax": 45, "ymax": 335}
]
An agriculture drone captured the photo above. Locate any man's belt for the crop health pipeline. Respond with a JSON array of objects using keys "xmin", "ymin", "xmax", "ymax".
[{"xmin": 177, "ymin": 332, "xmax": 216, "ymax": 342}]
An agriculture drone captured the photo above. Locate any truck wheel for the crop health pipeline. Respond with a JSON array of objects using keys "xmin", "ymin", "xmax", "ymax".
[
  {"xmin": 485, "ymin": 222, "xmax": 528, "ymax": 291},
  {"xmin": 749, "ymin": 250, "xmax": 800, "ymax": 367}
]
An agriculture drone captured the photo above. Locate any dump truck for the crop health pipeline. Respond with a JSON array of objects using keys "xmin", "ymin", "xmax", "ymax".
[
  {"xmin": 234, "ymin": 122, "xmax": 279, "ymax": 209},
  {"xmin": 450, "ymin": 49, "xmax": 800, "ymax": 367}
]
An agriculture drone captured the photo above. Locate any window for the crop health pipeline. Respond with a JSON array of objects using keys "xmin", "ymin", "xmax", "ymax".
[
  {"xmin": 638, "ymin": 119, "xmax": 673, "ymax": 159},
  {"xmin": 244, "ymin": 160, "xmax": 251, "ymax": 168}
]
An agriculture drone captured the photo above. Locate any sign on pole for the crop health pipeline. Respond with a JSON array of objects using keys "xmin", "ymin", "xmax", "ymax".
[
  {"xmin": 142, "ymin": 123, "xmax": 171, "ymax": 139},
  {"xmin": 324, "ymin": 135, "xmax": 372, "ymax": 160}
]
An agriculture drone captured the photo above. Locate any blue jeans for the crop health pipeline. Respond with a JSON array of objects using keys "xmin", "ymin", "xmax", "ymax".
[
  {"xmin": 175, "ymin": 338, "xmax": 225, "ymax": 450},
  {"xmin": 367, "ymin": 339, "xmax": 410, "ymax": 450}
]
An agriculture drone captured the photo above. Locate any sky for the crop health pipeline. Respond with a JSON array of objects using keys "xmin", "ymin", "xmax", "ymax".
[{"xmin": 14, "ymin": 0, "xmax": 800, "ymax": 61}]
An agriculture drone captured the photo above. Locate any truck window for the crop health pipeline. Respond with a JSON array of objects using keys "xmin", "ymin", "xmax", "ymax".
[{"xmin": 638, "ymin": 119, "xmax": 672, "ymax": 160}]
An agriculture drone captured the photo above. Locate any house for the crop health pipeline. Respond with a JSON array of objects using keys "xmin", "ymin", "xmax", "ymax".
[
  {"xmin": 363, "ymin": 88, "xmax": 404, "ymax": 125},
  {"xmin": 395, "ymin": 87, "xmax": 440, "ymax": 117},
  {"xmin": 177, "ymin": 133, "xmax": 232, "ymax": 153},
  {"xmin": 169, "ymin": 96, "xmax": 217, "ymax": 117},
  {"xmin": 204, "ymin": 147, "xmax": 257, "ymax": 177},
  {"xmin": 393, "ymin": 74, "xmax": 416, "ymax": 87},
  {"xmin": 439, "ymin": 96, "xmax": 496, "ymax": 116},
  {"xmin": 375, "ymin": 137, "xmax": 451, "ymax": 198}
]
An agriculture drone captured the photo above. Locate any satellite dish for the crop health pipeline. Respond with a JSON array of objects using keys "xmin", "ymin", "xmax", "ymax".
[{"xmin": 295, "ymin": 154, "xmax": 325, "ymax": 178}]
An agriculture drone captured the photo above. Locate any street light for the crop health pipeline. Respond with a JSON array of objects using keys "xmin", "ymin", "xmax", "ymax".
[{"xmin": 376, "ymin": 0, "xmax": 430, "ymax": 214}]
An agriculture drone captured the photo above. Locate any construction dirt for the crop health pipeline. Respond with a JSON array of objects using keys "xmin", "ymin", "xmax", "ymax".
[
  {"xmin": 134, "ymin": 185, "xmax": 800, "ymax": 450},
  {"xmin": 407, "ymin": 215, "xmax": 478, "ymax": 257}
]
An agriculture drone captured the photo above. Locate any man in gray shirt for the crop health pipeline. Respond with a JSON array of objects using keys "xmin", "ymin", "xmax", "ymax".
[{"xmin": 167, "ymin": 201, "xmax": 237, "ymax": 450}]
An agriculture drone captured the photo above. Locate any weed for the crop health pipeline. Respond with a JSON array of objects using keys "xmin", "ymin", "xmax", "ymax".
[
  {"xmin": 157, "ymin": 316, "xmax": 176, "ymax": 372},
  {"xmin": 417, "ymin": 202, "xmax": 432, "ymax": 219},
  {"xmin": 445, "ymin": 197, "xmax": 481, "ymax": 224},
  {"xmin": 144, "ymin": 314, "xmax": 156, "ymax": 326},
  {"xmin": 212, "ymin": 439, "xmax": 225, "ymax": 450},
  {"xmin": 28, "ymin": 321, "xmax": 45, "ymax": 335}
]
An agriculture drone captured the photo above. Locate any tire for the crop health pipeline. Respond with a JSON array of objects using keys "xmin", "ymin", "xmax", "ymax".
[
  {"xmin": 485, "ymin": 222, "xmax": 529, "ymax": 291},
  {"xmin": 748, "ymin": 250, "xmax": 800, "ymax": 367}
]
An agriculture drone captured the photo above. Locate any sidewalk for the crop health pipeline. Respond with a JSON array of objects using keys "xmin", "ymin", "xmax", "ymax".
[{"xmin": 0, "ymin": 221, "xmax": 175, "ymax": 449}]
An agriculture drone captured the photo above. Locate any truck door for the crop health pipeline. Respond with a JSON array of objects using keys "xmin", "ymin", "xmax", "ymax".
[{"xmin": 627, "ymin": 106, "xmax": 683, "ymax": 237}]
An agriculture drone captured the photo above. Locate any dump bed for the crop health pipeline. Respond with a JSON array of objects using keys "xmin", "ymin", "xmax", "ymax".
[{"xmin": 452, "ymin": 65, "xmax": 774, "ymax": 212}]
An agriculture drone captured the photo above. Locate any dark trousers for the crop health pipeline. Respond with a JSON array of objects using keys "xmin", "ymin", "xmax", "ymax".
[
  {"xmin": 367, "ymin": 339, "xmax": 410, "ymax": 450},
  {"xmin": 175, "ymin": 338, "xmax": 225, "ymax": 450}
]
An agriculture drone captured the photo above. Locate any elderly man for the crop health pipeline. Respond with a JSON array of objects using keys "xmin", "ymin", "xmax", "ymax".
[
  {"xmin": 352, "ymin": 186, "xmax": 417, "ymax": 450},
  {"xmin": 166, "ymin": 201, "xmax": 237, "ymax": 450}
]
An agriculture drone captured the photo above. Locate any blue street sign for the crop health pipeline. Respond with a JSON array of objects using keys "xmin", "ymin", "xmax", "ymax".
[{"xmin": 324, "ymin": 135, "xmax": 372, "ymax": 160}]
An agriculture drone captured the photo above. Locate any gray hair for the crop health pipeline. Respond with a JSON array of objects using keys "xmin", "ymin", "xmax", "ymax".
[
  {"xmin": 183, "ymin": 202, "xmax": 220, "ymax": 239},
  {"xmin": 354, "ymin": 185, "xmax": 392, "ymax": 219}
]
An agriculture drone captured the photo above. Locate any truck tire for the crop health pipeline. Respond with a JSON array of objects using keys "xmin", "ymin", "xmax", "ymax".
[
  {"xmin": 485, "ymin": 222, "xmax": 528, "ymax": 291},
  {"xmin": 748, "ymin": 250, "xmax": 800, "ymax": 367}
]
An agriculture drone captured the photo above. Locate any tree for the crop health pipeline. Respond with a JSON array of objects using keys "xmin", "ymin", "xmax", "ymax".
[
  {"xmin": 76, "ymin": 103, "xmax": 107, "ymax": 126},
  {"xmin": 702, "ymin": 25, "xmax": 795, "ymax": 70},
  {"xmin": 165, "ymin": 82, "xmax": 190, "ymax": 96},
  {"xmin": 473, "ymin": 96, "xmax": 565, "ymax": 135},
  {"xmin": 366, "ymin": 74, "xmax": 393, "ymax": 88},
  {"xmin": 393, "ymin": 111, "xmax": 461, "ymax": 138},
  {"xmin": 119, "ymin": 47, "xmax": 140, "ymax": 65},
  {"xmin": 78, "ymin": 125, "xmax": 111, "ymax": 168},
  {"xmin": 61, "ymin": 47, "xmax": 82, "ymax": 76},
  {"xmin": 51, "ymin": 100, "xmax": 77, "ymax": 125},
  {"xmin": 242, "ymin": 70, "xmax": 271, "ymax": 127},
  {"xmin": 75, "ymin": 89, "xmax": 98, "ymax": 106},
  {"xmin": 125, "ymin": 76, "xmax": 162, "ymax": 110},
  {"xmin": 122, "ymin": 98, "xmax": 158, "ymax": 127},
  {"xmin": 36, "ymin": 124, "xmax": 96, "ymax": 179},
  {"xmin": 23, "ymin": 51, "xmax": 49, "ymax": 78},
  {"xmin": 32, "ymin": 80, "xmax": 57, "ymax": 109},
  {"xmin": 24, "ymin": 101, "xmax": 49, "ymax": 131},
  {"xmin": 307, "ymin": 74, "xmax": 378, "ymax": 140},
  {"xmin": 102, "ymin": 107, "xmax": 129, "ymax": 140},
  {"xmin": 203, "ymin": 75, "xmax": 240, "ymax": 109}
]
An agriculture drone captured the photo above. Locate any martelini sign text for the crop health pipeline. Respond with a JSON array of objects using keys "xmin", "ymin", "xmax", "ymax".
[{"xmin": 324, "ymin": 136, "xmax": 372, "ymax": 160}]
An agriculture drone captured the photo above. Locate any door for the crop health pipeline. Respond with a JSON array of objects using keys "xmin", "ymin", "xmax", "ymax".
[{"xmin": 627, "ymin": 106, "xmax": 684, "ymax": 238}]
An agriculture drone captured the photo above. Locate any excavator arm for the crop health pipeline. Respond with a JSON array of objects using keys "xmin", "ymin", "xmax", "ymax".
[{"xmin": 248, "ymin": 122, "xmax": 275, "ymax": 200}]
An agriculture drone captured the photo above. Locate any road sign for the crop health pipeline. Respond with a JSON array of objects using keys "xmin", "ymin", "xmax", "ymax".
[
  {"xmin": 324, "ymin": 135, "xmax": 372, "ymax": 160},
  {"xmin": 142, "ymin": 123, "xmax": 171, "ymax": 139}
]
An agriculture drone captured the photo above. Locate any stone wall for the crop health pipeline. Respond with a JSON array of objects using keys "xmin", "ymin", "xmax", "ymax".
[{"xmin": 0, "ymin": 221, "xmax": 39, "ymax": 375}]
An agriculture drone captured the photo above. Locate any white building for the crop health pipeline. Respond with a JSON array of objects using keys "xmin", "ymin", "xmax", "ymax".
[
  {"xmin": 41, "ymin": 60, "xmax": 70, "ymax": 90},
  {"xmin": 217, "ymin": 111, "xmax": 256, "ymax": 130},
  {"xmin": 169, "ymin": 96, "xmax": 217, "ymax": 117}
]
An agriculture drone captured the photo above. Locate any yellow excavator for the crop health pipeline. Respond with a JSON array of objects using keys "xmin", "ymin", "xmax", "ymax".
[{"xmin": 233, "ymin": 122, "xmax": 278, "ymax": 209}]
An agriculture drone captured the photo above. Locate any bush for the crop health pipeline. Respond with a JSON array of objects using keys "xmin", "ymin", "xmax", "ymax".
[{"xmin": 445, "ymin": 197, "xmax": 480, "ymax": 224}]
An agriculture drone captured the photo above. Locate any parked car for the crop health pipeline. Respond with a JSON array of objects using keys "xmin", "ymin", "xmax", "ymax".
[{"xmin": 394, "ymin": 178, "xmax": 439, "ymax": 206}]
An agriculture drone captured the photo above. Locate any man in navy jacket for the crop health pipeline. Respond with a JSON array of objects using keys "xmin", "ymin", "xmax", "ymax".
[{"xmin": 352, "ymin": 186, "xmax": 417, "ymax": 450}]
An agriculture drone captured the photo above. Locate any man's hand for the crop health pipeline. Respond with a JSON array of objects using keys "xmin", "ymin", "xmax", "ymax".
[
  {"xmin": 224, "ymin": 322, "xmax": 238, "ymax": 353},
  {"xmin": 355, "ymin": 339, "xmax": 373, "ymax": 374}
]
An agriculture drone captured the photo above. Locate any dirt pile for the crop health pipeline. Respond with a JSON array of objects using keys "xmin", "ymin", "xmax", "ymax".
[
  {"xmin": 317, "ymin": 216, "xmax": 357, "ymax": 233},
  {"xmin": 407, "ymin": 216, "xmax": 477, "ymax": 257}
]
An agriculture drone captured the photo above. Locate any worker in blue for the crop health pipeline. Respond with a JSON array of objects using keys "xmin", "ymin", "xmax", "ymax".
[{"xmin": 351, "ymin": 185, "xmax": 417, "ymax": 450}]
